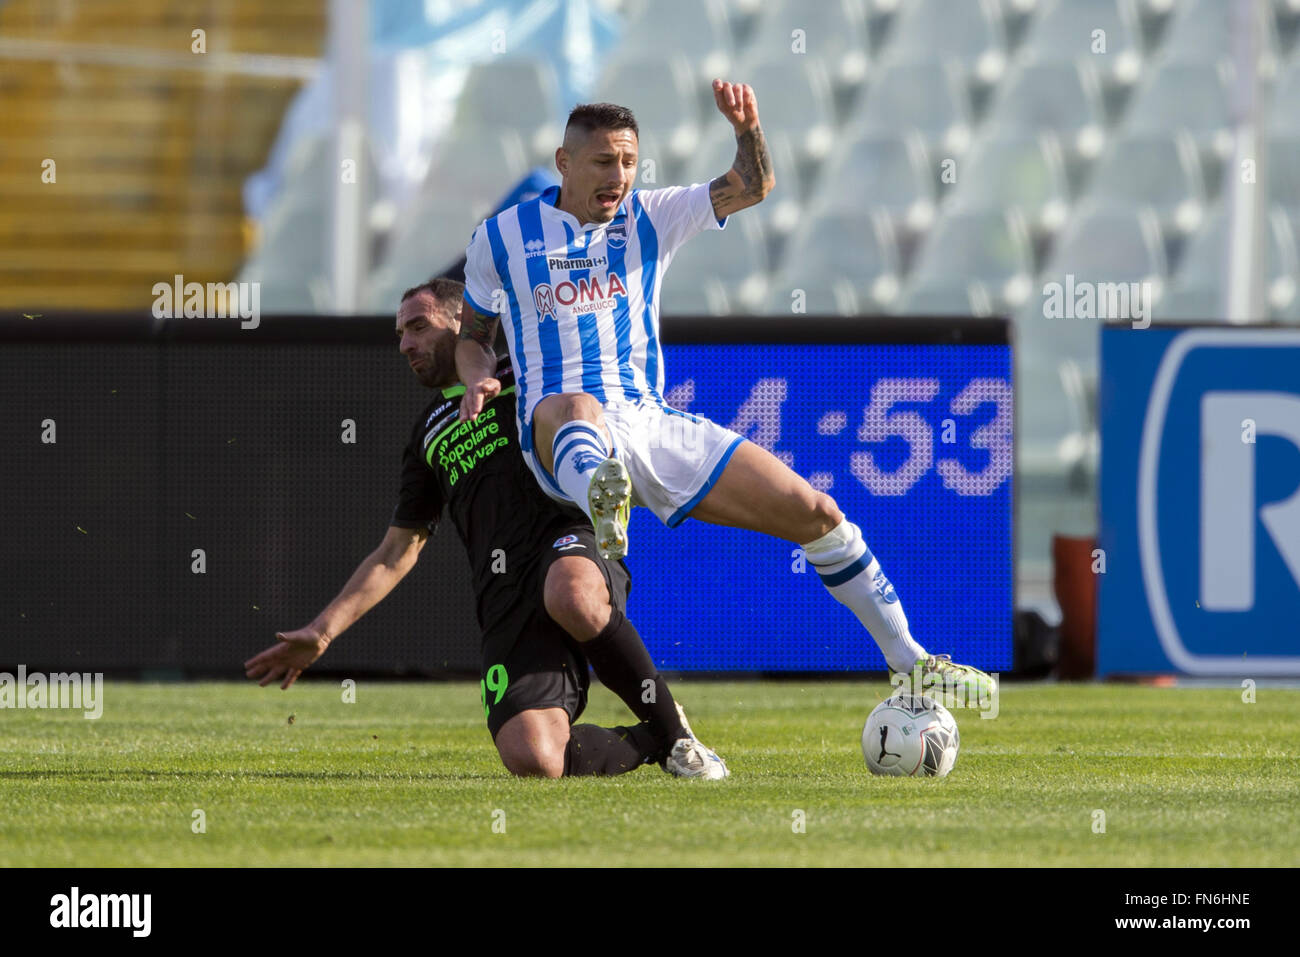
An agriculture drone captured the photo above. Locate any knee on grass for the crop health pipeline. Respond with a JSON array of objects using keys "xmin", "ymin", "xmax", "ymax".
[
  {"xmin": 495, "ymin": 709, "xmax": 570, "ymax": 778},
  {"xmin": 498, "ymin": 743, "xmax": 566, "ymax": 779}
]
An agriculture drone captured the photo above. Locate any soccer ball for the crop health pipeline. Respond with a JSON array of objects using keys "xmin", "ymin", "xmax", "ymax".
[{"xmin": 862, "ymin": 695, "xmax": 960, "ymax": 777}]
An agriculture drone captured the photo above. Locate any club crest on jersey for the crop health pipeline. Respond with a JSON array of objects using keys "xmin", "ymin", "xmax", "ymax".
[
  {"xmin": 524, "ymin": 238, "xmax": 548, "ymax": 260},
  {"xmin": 533, "ymin": 284, "xmax": 557, "ymax": 323},
  {"xmin": 552, "ymin": 534, "xmax": 583, "ymax": 551},
  {"xmin": 873, "ymin": 569, "xmax": 899, "ymax": 604},
  {"xmin": 606, "ymin": 221, "xmax": 627, "ymax": 249}
]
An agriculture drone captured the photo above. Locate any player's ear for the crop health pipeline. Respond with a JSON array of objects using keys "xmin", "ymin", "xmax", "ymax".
[{"xmin": 555, "ymin": 146, "xmax": 568, "ymax": 176}]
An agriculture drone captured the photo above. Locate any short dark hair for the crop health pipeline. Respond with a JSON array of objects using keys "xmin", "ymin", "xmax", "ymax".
[
  {"xmin": 400, "ymin": 276, "xmax": 464, "ymax": 309},
  {"xmin": 565, "ymin": 102, "xmax": 639, "ymax": 140}
]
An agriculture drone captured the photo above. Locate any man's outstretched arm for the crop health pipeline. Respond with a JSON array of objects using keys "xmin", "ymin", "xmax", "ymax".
[
  {"xmin": 708, "ymin": 79, "xmax": 775, "ymax": 220},
  {"xmin": 456, "ymin": 302, "xmax": 502, "ymax": 422},
  {"xmin": 243, "ymin": 525, "xmax": 428, "ymax": 689}
]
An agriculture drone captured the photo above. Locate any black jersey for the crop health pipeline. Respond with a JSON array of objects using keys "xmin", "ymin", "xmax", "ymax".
[{"xmin": 390, "ymin": 354, "xmax": 583, "ymax": 634}]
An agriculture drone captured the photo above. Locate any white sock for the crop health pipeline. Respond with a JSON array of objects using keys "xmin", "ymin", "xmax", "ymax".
[
  {"xmin": 802, "ymin": 519, "xmax": 928, "ymax": 673},
  {"xmin": 551, "ymin": 420, "xmax": 610, "ymax": 518}
]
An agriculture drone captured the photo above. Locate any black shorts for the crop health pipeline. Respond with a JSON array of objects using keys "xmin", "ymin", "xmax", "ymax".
[{"xmin": 480, "ymin": 520, "xmax": 630, "ymax": 739}]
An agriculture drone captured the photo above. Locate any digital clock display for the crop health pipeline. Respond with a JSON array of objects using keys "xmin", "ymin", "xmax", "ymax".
[{"xmin": 625, "ymin": 341, "xmax": 1014, "ymax": 672}]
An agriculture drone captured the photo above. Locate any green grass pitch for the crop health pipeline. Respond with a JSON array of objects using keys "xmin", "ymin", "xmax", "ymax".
[{"xmin": 2, "ymin": 680, "xmax": 1298, "ymax": 866}]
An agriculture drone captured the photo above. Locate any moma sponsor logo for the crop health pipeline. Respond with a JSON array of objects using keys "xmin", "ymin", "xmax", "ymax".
[
  {"xmin": 151, "ymin": 274, "xmax": 261, "ymax": 329},
  {"xmin": 0, "ymin": 666, "xmax": 102, "ymax": 719},
  {"xmin": 50, "ymin": 887, "xmax": 151, "ymax": 937},
  {"xmin": 533, "ymin": 275, "xmax": 628, "ymax": 322}
]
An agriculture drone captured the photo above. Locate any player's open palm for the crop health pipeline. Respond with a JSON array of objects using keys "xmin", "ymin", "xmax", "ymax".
[
  {"xmin": 244, "ymin": 627, "xmax": 330, "ymax": 690},
  {"xmin": 459, "ymin": 376, "xmax": 501, "ymax": 422},
  {"xmin": 712, "ymin": 79, "xmax": 760, "ymax": 132}
]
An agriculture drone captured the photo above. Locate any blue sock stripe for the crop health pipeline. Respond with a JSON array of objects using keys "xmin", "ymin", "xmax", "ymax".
[
  {"xmin": 552, "ymin": 422, "xmax": 606, "ymax": 453},
  {"xmin": 815, "ymin": 550, "xmax": 876, "ymax": 587},
  {"xmin": 554, "ymin": 437, "xmax": 606, "ymax": 472}
]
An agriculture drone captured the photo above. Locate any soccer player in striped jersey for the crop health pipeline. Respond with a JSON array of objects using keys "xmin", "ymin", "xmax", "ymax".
[{"xmin": 454, "ymin": 80, "xmax": 994, "ymax": 701}]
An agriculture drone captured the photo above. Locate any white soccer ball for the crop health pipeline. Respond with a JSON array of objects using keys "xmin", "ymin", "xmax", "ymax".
[{"xmin": 862, "ymin": 695, "xmax": 960, "ymax": 777}]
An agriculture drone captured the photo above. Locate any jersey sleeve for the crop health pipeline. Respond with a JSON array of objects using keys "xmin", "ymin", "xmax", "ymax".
[
  {"xmin": 390, "ymin": 427, "xmax": 443, "ymax": 531},
  {"xmin": 462, "ymin": 222, "xmax": 499, "ymax": 318},
  {"xmin": 632, "ymin": 182, "xmax": 727, "ymax": 260}
]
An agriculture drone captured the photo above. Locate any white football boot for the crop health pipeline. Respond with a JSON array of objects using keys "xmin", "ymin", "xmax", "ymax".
[
  {"xmin": 587, "ymin": 457, "xmax": 632, "ymax": 561},
  {"xmin": 662, "ymin": 703, "xmax": 729, "ymax": 780}
]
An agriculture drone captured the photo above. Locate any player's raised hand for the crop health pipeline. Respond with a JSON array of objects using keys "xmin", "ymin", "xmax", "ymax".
[
  {"xmin": 243, "ymin": 627, "xmax": 331, "ymax": 690},
  {"xmin": 458, "ymin": 376, "xmax": 501, "ymax": 423},
  {"xmin": 712, "ymin": 79, "xmax": 760, "ymax": 133}
]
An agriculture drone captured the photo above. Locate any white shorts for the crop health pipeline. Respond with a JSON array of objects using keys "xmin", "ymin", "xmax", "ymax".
[{"xmin": 521, "ymin": 398, "xmax": 746, "ymax": 528}]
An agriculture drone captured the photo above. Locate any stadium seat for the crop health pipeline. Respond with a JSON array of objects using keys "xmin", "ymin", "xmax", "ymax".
[
  {"xmin": 239, "ymin": 133, "xmax": 380, "ymax": 312},
  {"xmin": 1014, "ymin": 300, "xmax": 1099, "ymax": 479},
  {"xmin": 658, "ymin": 214, "xmax": 769, "ymax": 316},
  {"xmin": 1157, "ymin": 0, "xmax": 1278, "ymax": 62},
  {"xmin": 365, "ymin": 130, "xmax": 531, "ymax": 311},
  {"xmin": 451, "ymin": 57, "xmax": 562, "ymax": 158},
  {"xmin": 947, "ymin": 131, "xmax": 1070, "ymax": 234},
  {"xmin": 850, "ymin": 56, "xmax": 973, "ymax": 156},
  {"xmin": 742, "ymin": 0, "xmax": 871, "ymax": 91},
  {"xmin": 627, "ymin": 131, "xmax": 677, "ymax": 190},
  {"xmin": 777, "ymin": 210, "xmax": 900, "ymax": 311},
  {"xmin": 1029, "ymin": 203, "xmax": 1165, "ymax": 368},
  {"xmin": 907, "ymin": 209, "xmax": 1034, "ymax": 312},
  {"xmin": 1122, "ymin": 59, "xmax": 1233, "ymax": 154},
  {"xmin": 745, "ymin": 131, "xmax": 811, "ymax": 242},
  {"xmin": 882, "ymin": 0, "xmax": 1008, "ymax": 81},
  {"xmin": 1269, "ymin": 136, "xmax": 1300, "ymax": 207},
  {"xmin": 893, "ymin": 276, "xmax": 995, "ymax": 316},
  {"xmin": 807, "ymin": 130, "xmax": 935, "ymax": 235},
  {"xmin": 593, "ymin": 54, "xmax": 700, "ymax": 171},
  {"xmin": 1271, "ymin": 53, "xmax": 1300, "ymax": 133},
  {"xmin": 1044, "ymin": 202, "xmax": 1167, "ymax": 285},
  {"xmin": 1019, "ymin": 0, "xmax": 1142, "ymax": 84},
  {"xmin": 1156, "ymin": 204, "xmax": 1299, "ymax": 321},
  {"xmin": 1083, "ymin": 132, "xmax": 1206, "ymax": 236},
  {"xmin": 683, "ymin": 125, "xmax": 799, "ymax": 194},
  {"xmin": 738, "ymin": 56, "xmax": 837, "ymax": 164},
  {"xmin": 982, "ymin": 57, "xmax": 1107, "ymax": 158},
  {"xmin": 759, "ymin": 277, "xmax": 861, "ymax": 316},
  {"xmin": 618, "ymin": 0, "xmax": 734, "ymax": 80},
  {"xmin": 1276, "ymin": 207, "xmax": 1300, "ymax": 320}
]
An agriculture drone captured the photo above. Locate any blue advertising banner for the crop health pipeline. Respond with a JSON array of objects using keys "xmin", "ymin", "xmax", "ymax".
[
  {"xmin": 1099, "ymin": 326, "xmax": 1300, "ymax": 676},
  {"xmin": 624, "ymin": 341, "xmax": 1014, "ymax": 672}
]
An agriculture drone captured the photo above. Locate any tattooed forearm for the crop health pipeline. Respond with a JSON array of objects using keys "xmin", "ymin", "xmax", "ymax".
[
  {"xmin": 709, "ymin": 125, "xmax": 774, "ymax": 218},
  {"xmin": 733, "ymin": 126, "xmax": 773, "ymax": 195},
  {"xmin": 458, "ymin": 306, "xmax": 499, "ymax": 347}
]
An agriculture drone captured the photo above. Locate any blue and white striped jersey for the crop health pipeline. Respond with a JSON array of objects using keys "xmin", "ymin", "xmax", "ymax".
[{"xmin": 462, "ymin": 182, "xmax": 726, "ymax": 453}]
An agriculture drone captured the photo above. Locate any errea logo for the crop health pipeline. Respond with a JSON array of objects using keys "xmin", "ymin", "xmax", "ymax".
[{"xmin": 524, "ymin": 239, "xmax": 547, "ymax": 259}]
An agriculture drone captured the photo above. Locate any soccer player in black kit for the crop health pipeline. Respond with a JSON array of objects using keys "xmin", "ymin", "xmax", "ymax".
[{"xmin": 244, "ymin": 277, "xmax": 727, "ymax": 778}]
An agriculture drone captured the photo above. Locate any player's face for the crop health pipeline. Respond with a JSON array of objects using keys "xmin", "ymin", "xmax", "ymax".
[
  {"xmin": 397, "ymin": 292, "xmax": 459, "ymax": 389},
  {"xmin": 557, "ymin": 127, "xmax": 638, "ymax": 225}
]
